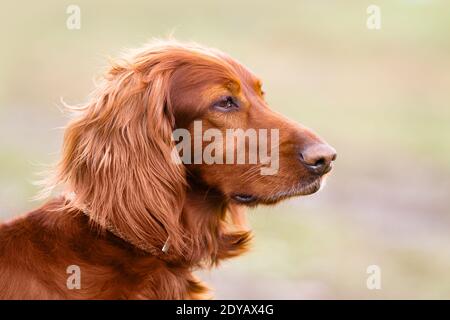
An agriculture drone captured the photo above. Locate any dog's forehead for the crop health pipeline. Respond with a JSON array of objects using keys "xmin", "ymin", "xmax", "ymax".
[
  {"xmin": 187, "ymin": 46, "xmax": 260, "ymax": 90},
  {"xmin": 220, "ymin": 56, "xmax": 262, "ymax": 91},
  {"xmin": 170, "ymin": 47, "xmax": 262, "ymax": 96}
]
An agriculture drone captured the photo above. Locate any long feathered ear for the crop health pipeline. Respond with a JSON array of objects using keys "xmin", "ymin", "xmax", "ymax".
[{"xmin": 55, "ymin": 51, "xmax": 187, "ymax": 256}]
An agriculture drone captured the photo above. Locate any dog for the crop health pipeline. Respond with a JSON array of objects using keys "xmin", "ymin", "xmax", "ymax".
[{"xmin": 0, "ymin": 40, "xmax": 336, "ymax": 299}]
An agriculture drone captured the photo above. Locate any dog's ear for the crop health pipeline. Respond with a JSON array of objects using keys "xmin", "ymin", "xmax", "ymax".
[{"xmin": 56, "ymin": 53, "xmax": 187, "ymax": 256}]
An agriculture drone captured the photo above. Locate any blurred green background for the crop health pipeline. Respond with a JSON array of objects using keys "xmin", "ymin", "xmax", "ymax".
[{"xmin": 1, "ymin": 0, "xmax": 449, "ymax": 299}]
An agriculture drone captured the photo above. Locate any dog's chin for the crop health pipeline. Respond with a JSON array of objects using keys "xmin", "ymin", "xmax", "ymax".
[{"xmin": 231, "ymin": 177, "xmax": 325, "ymax": 206}]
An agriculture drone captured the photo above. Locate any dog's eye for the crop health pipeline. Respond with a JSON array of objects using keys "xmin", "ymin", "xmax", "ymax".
[{"xmin": 213, "ymin": 96, "xmax": 239, "ymax": 111}]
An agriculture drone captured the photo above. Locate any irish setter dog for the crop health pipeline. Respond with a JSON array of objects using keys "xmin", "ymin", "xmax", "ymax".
[{"xmin": 0, "ymin": 40, "xmax": 336, "ymax": 299}]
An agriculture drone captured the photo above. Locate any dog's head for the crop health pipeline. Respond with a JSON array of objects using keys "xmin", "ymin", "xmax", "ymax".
[
  {"xmin": 168, "ymin": 46, "xmax": 336, "ymax": 205},
  {"xmin": 56, "ymin": 41, "xmax": 336, "ymax": 255}
]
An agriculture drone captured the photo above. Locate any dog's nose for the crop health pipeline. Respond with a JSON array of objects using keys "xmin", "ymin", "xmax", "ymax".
[{"xmin": 299, "ymin": 144, "xmax": 337, "ymax": 175}]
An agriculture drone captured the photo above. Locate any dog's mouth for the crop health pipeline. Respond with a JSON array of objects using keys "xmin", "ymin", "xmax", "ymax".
[
  {"xmin": 292, "ymin": 177, "xmax": 323, "ymax": 196},
  {"xmin": 231, "ymin": 177, "xmax": 324, "ymax": 205},
  {"xmin": 231, "ymin": 194, "xmax": 258, "ymax": 204}
]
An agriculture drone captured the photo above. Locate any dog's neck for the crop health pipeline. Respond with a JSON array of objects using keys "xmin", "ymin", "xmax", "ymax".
[
  {"xmin": 179, "ymin": 183, "xmax": 252, "ymax": 266},
  {"xmin": 70, "ymin": 183, "xmax": 252, "ymax": 266}
]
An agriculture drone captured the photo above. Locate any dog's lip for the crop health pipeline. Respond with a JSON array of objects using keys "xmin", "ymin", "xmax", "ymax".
[
  {"xmin": 231, "ymin": 194, "xmax": 258, "ymax": 203},
  {"xmin": 231, "ymin": 178, "xmax": 323, "ymax": 205},
  {"xmin": 295, "ymin": 177, "xmax": 322, "ymax": 196},
  {"xmin": 259, "ymin": 179, "xmax": 321, "ymax": 204}
]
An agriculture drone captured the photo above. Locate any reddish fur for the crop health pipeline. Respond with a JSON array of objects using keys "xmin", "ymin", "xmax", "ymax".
[{"xmin": 0, "ymin": 40, "xmax": 330, "ymax": 299}]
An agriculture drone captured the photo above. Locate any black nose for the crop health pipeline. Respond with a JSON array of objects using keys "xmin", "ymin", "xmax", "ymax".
[{"xmin": 299, "ymin": 144, "xmax": 337, "ymax": 175}]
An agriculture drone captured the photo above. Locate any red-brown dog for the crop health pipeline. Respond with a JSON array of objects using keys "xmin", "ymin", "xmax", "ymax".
[{"xmin": 0, "ymin": 41, "xmax": 336, "ymax": 299}]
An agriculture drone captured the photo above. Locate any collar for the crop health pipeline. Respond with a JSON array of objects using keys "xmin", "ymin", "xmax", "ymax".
[{"xmin": 65, "ymin": 192, "xmax": 170, "ymax": 256}]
